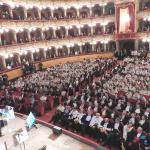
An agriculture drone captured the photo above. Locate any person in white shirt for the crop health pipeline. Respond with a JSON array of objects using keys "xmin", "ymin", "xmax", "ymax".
[{"xmin": 89, "ymin": 113, "xmax": 103, "ymax": 128}]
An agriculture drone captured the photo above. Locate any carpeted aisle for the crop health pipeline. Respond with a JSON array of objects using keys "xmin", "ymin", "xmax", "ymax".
[{"xmin": 38, "ymin": 108, "xmax": 56, "ymax": 122}]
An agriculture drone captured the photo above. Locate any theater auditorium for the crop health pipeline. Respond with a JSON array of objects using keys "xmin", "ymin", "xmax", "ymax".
[{"xmin": 0, "ymin": 0, "xmax": 150, "ymax": 150}]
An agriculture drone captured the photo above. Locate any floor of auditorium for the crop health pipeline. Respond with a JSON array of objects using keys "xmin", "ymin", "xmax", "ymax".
[{"xmin": 0, "ymin": 117, "xmax": 95, "ymax": 150}]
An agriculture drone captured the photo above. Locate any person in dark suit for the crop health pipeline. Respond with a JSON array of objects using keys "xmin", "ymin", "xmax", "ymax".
[
  {"xmin": 100, "ymin": 118, "xmax": 113, "ymax": 143},
  {"xmin": 139, "ymin": 115, "xmax": 150, "ymax": 133},
  {"xmin": 120, "ymin": 110, "xmax": 130, "ymax": 125},
  {"xmin": 81, "ymin": 111, "xmax": 93, "ymax": 135},
  {"xmin": 0, "ymin": 126, "xmax": 2, "ymax": 137},
  {"xmin": 123, "ymin": 123, "xmax": 137, "ymax": 149},
  {"xmin": 103, "ymin": 118, "xmax": 123, "ymax": 148}
]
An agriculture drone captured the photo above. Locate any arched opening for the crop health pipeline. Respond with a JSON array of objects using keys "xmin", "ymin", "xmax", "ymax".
[
  {"xmin": 95, "ymin": 42, "xmax": 103, "ymax": 52},
  {"xmin": 50, "ymin": 47, "xmax": 57, "ymax": 58},
  {"xmin": 82, "ymin": 42, "xmax": 92, "ymax": 53},
  {"xmin": 92, "ymin": 4, "xmax": 102, "ymax": 17},
  {"xmin": 43, "ymin": 27, "xmax": 55, "ymax": 40},
  {"xmin": 105, "ymin": 2, "xmax": 115, "ymax": 15},
  {"xmin": 139, "ymin": 40, "xmax": 149, "ymax": 51},
  {"xmin": 81, "ymin": 25, "xmax": 91, "ymax": 36},
  {"xmin": 138, "ymin": 19, "xmax": 150, "ymax": 32},
  {"xmin": 70, "ymin": 44, "xmax": 80, "ymax": 55},
  {"xmin": 5, "ymin": 53, "xmax": 20, "ymax": 69},
  {"xmin": 20, "ymin": 51, "xmax": 31, "ymax": 64},
  {"xmin": 33, "ymin": 50, "xmax": 40, "ymax": 62},
  {"xmin": 1, "ymin": 29, "xmax": 16, "ymax": 45},
  {"xmin": 66, "ymin": 7, "xmax": 77, "ymax": 19},
  {"xmin": 27, "ymin": 6, "xmax": 40, "ymax": 20},
  {"xmin": 41, "ymin": 7, "xmax": 51, "ymax": 20},
  {"xmin": 0, "ymin": 4, "xmax": 11, "ymax": 19},
  {"xmin": 68, "ymin": 26, "xmax": 79, "ymax": 37},
  {"xmin": 16, "ymin": 29, "xmax": 29, "ymax": 43},
  {"xmin": 12, "ymin": 6, "xmax": 25, "ymax": 20},
  {"xmin": 53, "ymin": 7, "xmax": 64, "ymax": 19},
  {"xmin": 105, "ymin": 22, "xmax": 115, "ymax": 34},
  {"xmin": 79, "ymin": 6, "xmax": 90, "ymax": 18},
  {"xmin": 55, "ymin": 26, "xmax": 66, "ymax": 39},
  {"xmin": 62, "ymin": 45, "xmax": 68, "ymax": 56},
  {"xmin": 94, "ymin": 24, "xmax": 103, "ymax": 35},
  {"xmin": 108, "ymin": 41, "xmax": 116, "ymax": 52},
  {"xmin": 139, "ymin": 0, "xmax": 150, "ymax": 10}
]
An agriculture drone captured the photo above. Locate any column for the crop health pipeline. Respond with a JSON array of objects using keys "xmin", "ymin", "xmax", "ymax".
[
  {"xmin": 0, "ymin": 34, "xmax": 2, "ymax": 45},
  {"xmin": 29, "ymin": 52, "xmax": 34, "ymax": 62},
  {"xmin": 40, "ymin": 30, "xmax": 44, "ymax": 40},
  {"xmin": 104, "ymin": 43, "xmax": 107, "ymax": 52},
  {"xmin": 78, "ymin": 27, "xmax": 81, "ymax": 36},
  {"xmin": 102, "ymin": 6, "xmax": 105, "ymax": 15},
  {"xmin": 65, "ymin": 28, "xmax": 68, "ymax": 37},
  {"xmin": 55, "ymin": 48, "xmax": 58, "ymax": 57},
  {"xmin": 0, "ymin": 56, "xmax": 6, "ymax": 69},
  {"xmin": 67, "ymin": 46, "xmax": 70, "ymax": 55},
  {"xmin": 116, "ymin": 41, "xmax": 119, "ymax": 51},
  {"xmin": 134, "ymin": 39, "xmax": 139, "ymax": 51},
  {"xmin": 64, "ymin": 9, "xmax": 67, "ymax": 18},
  {"xmin": 8, "ymin": 7, "xmax": 13, "ymax": 19},
  {"xmin": 79, "ymin": 45, "xmax": 82, "ymax": 53},
  {"xmin": 27, "ymin": 31, "xmax": 31, "ymax": 42},
  {"xmin": 51, "ymin": 10, "xmax": 54, "ymax": 18},
  {"xmin": 53, "ymin": 29, "xmax": 56, "ymax": 38},
  {"xmin": 91, "ymin": 26, "xmax": 94, "ymax": 35},
  {"xmin": 37, "ymin": 9, "xmax": 41, "ymax": 19},
  {"xmin": 89, "ymin": 8, "xmax": 92, "ymax": 17},
  {"xmin": 42, "ymin": 49, "xmax": 47, "ymax": 59},
  {"xmin": 92, "ymin": 44, "xmax": 95, "ymax": 52},
  {"xmin": 23, "ymin": 9, "xmax": 28, "ymax": 19},
  {"xmin": 103, "ymin": 25, "xmax": 106, "ymax": 34},
  {"xmin": 15, "ymin": 53, "xmax": 21, "ymax": 64},
  {"xmin": 77, "ymin": 9, "xmax": 80, "ymax": 18}
]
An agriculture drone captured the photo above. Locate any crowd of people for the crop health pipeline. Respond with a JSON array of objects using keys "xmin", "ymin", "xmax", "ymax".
[{"xmin": 0, "ymin": 57, "xmax": 150, "ymax": 149}]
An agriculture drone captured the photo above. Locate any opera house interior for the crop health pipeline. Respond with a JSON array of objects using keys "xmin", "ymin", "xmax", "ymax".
[{"xmin": 0, "ymin": 0, "xmax": 150, "ymax": 150}]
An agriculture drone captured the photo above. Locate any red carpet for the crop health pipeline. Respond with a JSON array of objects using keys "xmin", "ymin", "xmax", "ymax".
[{"xmin": 38, "ymin": 108, "xmax": 56, "ymax": 122}]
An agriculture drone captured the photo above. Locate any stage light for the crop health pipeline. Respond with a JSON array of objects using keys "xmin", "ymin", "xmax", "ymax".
[
  {"xmin": 35, "ymin": 49, "xmax": 39, "ymax": 52},
  {"xmin": 32, "ymin": 49, "xmax": 36, "ymax": 53},
  {"xmin": 20, "ymin": 28, "xmax": 24, "ymax": 32},
  {"xmin": 23, "ymin": 51, "xmax": 27, "ymax": 55},
  {"xmin": 15, "ymin": 29, "xmax": 20, "ymax": 33},
  {"xmin": 101, "ymin": 22, "xmax": 107, "ymax": 26},
  {"xmin": 4, "ymin": 29, "xmax": 9, "ymax": 32},
  {"xmin": 9, "ymin": 54, "xmax": 13, "ymax": 58},
  {"xmin": 4, "ymin": 54, "xmax": 8, "ymax": 59},
  {"xmin": 142, "ymin": 39, "xmax": 146, "ymax": 42},
  {"xmin": 15, "ymin": 4, "xmax": 19, "ymax": 8},
  {"xmin": 0, "ymin": 29, "xmax": 4, "ymax": 34},
  {"xmin": 32, "ymin": 28, "xmax": 36, "ymax": 31}
]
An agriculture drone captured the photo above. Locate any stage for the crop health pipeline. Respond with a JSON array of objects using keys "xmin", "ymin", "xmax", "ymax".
[{"xmin": 0, "ymin": 116, "xmax": 95, "ymax": 150}]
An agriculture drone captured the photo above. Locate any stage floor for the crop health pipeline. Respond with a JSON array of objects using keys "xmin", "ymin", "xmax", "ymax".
[{"xmin": 0, "ymin": 117, "xmax": 95, "ymax": 150}]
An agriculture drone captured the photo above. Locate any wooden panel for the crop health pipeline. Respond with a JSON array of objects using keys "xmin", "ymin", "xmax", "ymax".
[
  {"xmin": 41, "ymin": 52, "xmax": 114, "ymax": 68},
  {"xmin": 1, "ymin": 53, "xmax": 113, "ymax": 80},
  {"xmin": 2, "ymin": 68, "xmax": 23, "ymax": 80}
]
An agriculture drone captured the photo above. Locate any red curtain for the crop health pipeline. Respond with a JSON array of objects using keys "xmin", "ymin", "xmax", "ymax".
[
  {"xmin": 128, "ymin": 4, "xmax": 135, "ymax": 32},
  {"xmin": 116, "ymin": 3, "xmax": 135, "ymax": 33}
]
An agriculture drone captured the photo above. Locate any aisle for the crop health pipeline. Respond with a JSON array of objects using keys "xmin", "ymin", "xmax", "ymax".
[{"xmin": 38, "ymin": 108, "xmax": 56, "ymax": 122}]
